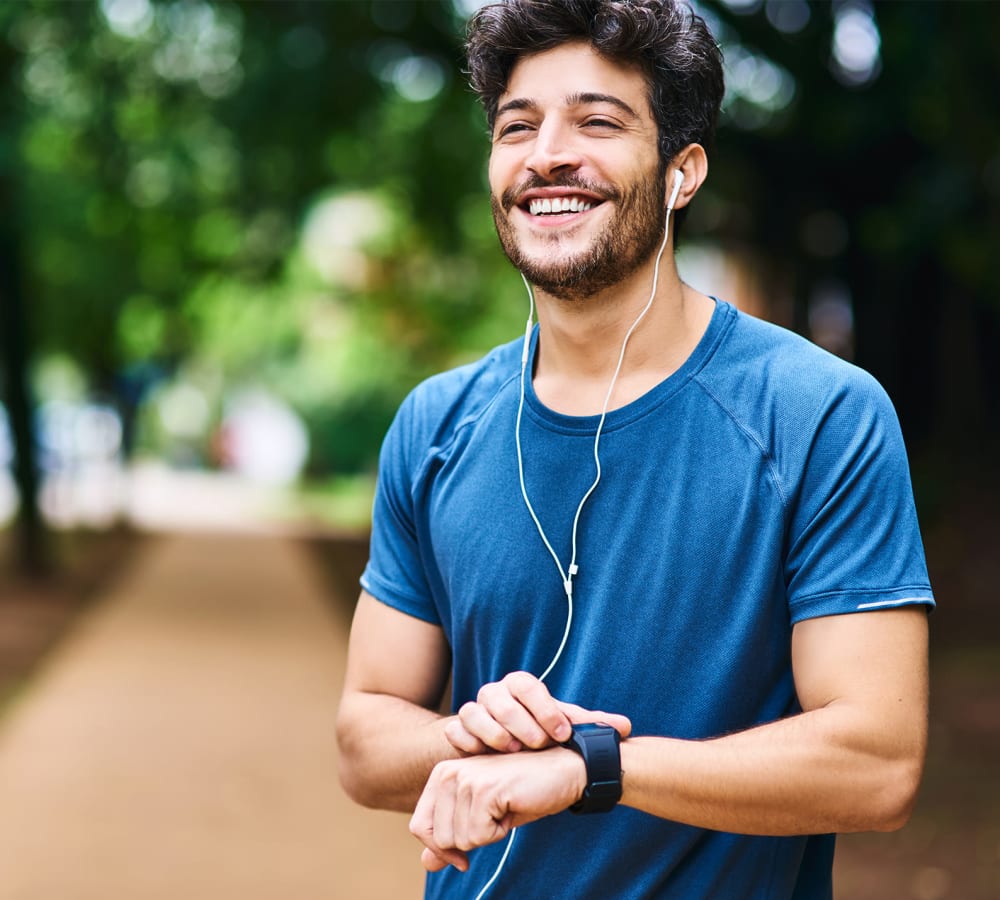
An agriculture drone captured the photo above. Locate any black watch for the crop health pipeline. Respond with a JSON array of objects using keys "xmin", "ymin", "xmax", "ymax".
[{"xmin": 561, "ymin": 723, "xmax": 623, "ymax": 814}]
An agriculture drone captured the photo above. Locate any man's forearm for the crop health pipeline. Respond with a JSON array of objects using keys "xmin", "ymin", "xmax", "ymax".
[
  {"xmin": 408, "ymin": 702, "xmax": 922, "ymax": 871},
  {"xmin": 621, "ymin": 704, "xmax": 925, "ymax": 835},
  {"xmin": 407, "ymin": 611, "xmax": 929, "ymax": 866},
  {"xmin": 618, "ymin": 609, "xmax": 929, "ymax": 835},
  {"xmin": 336, "ymin": 690, "xmax": 462, "ymax": 812}
]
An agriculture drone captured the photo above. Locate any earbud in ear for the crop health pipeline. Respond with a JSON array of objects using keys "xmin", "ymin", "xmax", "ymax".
[{"xmin": 667, "ymin": 169, "xmax": 684, "ymax": 212}]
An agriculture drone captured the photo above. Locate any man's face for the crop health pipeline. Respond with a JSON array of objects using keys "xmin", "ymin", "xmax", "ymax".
[{"xmin": 488, "ymin": 41, "xmax": 666, "ymax": 300}]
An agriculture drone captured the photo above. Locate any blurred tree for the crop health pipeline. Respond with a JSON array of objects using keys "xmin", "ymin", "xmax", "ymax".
[
  {"xmin": 696, "ymin": 0, "xmax": 999, "ymax": 488},
  {"xmin": 6, "ymin": 0, "xmax": 496, "ymax": 408},
  {"xmin": 0, "ymin": 0, "xmax": 517, "ymax": 567},
  {"xmin": 1, "ymin": 0, "xmax": 997, "ymax": 574},
  {"xmin": 0, "ymin": 10, "xmax": 47, "ymax": 571}
]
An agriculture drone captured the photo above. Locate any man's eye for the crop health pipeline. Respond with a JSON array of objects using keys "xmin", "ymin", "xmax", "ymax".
[
  {"xmin": 584, "ymin": 118, "xmax": 620, "ymax": 129},
  {"xmin": 497, "ymin": 122, "xmax": 532, "ymax": 138}
]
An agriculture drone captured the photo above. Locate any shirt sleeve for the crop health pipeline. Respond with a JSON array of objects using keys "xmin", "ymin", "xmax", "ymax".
[
  {"xmin": 783, "ymin": 368, "xmax": 934, "ymax": 624},
  {"xmin": 360, "ymin": 392, "xmax": 442, "ymax": 625}
]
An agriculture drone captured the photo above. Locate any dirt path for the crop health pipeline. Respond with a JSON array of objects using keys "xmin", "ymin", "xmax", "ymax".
[
  {"xmin": 0, "ymin": 533, "xmax": 423, "ymax": 900},
  {"xmin": 0, "ymin": 526, "xmax": 996, "ymax": 899}
]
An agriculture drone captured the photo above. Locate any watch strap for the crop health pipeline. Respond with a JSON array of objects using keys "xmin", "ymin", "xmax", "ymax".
[{"xmin": 562, "ymin": 723, "xmax": 622, "ymax": 814}]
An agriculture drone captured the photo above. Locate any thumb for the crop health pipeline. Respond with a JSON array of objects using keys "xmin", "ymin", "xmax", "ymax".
[
  {"xmin": 421, "ymin": 847, "xmax": 468, "ymax": 873},
  {"xmin": 557, "ymin": 701, "xmax": 632, "ymax": 739}
]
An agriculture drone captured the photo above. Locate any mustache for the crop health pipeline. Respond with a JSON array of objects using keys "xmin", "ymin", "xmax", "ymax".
[{"xmin": 500, "ymin": 174, "xmax": 620, "ymax": 212}]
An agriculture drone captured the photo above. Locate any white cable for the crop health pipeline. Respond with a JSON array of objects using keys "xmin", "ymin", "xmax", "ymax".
[
  {"xmin": 568, "ymin": 215, "xmax": 672, "ymax": 568},
  {"xmin": 472, "ymin": 827, "xmax": 517, "ymax": 900},
  {"xmin": 475, "ymin": 194, "xmax": 677, "ymax": 899},
  {"xmin": 516, "ymin": 210, "xmax": 673, "ymax": 676}
]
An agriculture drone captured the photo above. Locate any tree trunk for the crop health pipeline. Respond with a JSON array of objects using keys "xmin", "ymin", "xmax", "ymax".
[
  {"xmin": 0, "ymin": 37, "xmax": 48, "ymax": 575},
  {"xmin": 0, "ymin": 232, "xmax": 48, "ymax": 575}
]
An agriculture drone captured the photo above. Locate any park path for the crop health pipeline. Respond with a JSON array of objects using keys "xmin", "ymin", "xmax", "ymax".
[{"xmin": 0, "ymin": 532, "xmax": 424, "ymax": 900}]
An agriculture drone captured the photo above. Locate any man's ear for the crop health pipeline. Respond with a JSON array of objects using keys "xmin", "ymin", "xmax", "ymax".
[{"xmin": 664, "ymin": 143, "xmax": 709, "ymax": 211}]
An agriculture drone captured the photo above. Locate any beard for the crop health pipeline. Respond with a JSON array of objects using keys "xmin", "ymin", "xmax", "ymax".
[{"xmin": 491, "ymin": 163, "xmax": 668, "ymax": 301}]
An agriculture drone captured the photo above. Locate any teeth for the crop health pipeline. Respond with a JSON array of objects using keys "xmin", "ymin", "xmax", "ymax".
[{"xmin": 528, "ymin": 196, "xmax": 594, "ymax": 216}]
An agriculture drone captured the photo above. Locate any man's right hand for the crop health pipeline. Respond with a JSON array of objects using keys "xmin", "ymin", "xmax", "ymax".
[{"xmin": 443, "ymin": 671, "xmax": 632, "ymax": 754}]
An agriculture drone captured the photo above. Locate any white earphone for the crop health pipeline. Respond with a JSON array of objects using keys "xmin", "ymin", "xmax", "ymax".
[{"xmin": 667, "ymin": 167, "xmax": 684, "ymax": 212}]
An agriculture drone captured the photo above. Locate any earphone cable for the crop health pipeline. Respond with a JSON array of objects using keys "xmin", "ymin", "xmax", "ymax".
[{"xmin": 476, "ymin": 185, "xmax": 679, "ymax": 900}]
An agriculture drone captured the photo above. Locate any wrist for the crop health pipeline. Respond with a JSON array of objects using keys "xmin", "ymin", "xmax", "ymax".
[{"xmin": 555, "ymin": 745, "xmax": 589, "ymax": 807}]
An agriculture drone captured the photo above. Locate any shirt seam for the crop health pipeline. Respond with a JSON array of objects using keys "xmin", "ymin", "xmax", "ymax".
[
  {"xmin": 690, "ymin": 375, "xmax": 789, "ymax": 510},
  {"xmin": 411, "ymin": 367, "xmax": 521, "ymax": 488},
  {"xmin": 792, "ymin": 585, "xmax": 933, "ymax": 604},
  {"xmin": 360, "ymin": 570, "xmax": 442, "ymax": 625}
]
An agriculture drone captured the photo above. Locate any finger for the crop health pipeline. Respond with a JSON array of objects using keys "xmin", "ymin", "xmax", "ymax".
[
  {"xmin": 469, "ymin": 796, "xmax": 512, "ymax": 849},
  {"xmin": 421, "ymin": 845, "xmax": 467, "ymax": 873},
  {"xmin": 457, "ymin": 701, "xmax": 522, "ymax": 753},
  {"xmin": 451, "ymin": 767, "xmax": 510, "ymax": 852},
  {"xmin": 503, "ymin": 671, "xmax": 573, "ymax": 743},
  {"xmin": 444, "ymin": 715, "xmax": 491, "ymax": 755},
  {"xmin": 431, "ymin": 769, "xmax": 458, "ymax": 859},
  {"xmin": 477, "ymin": 673, "xmax": 567, "ymax": 746},
  {"xmin": 410, "ymin": 768, "xmax": 466, "ymax": 872},
  {"xmin": 453, "ymin": 767, "xmax": 476, "ymax": 852},
  {"xmin": 459, "ymin": 774, "xmax": 512, "ymax": 852},
  {"xmin": 476, "ymin": 682, "xmax": 549, "ymax": 748},
  {"xmin": 409, "ymin": 782, "xmax": 436, "ymax": 849},
  {"xmin": 558, "ymin": 701, "xmax": 632, "ymax": 738}
]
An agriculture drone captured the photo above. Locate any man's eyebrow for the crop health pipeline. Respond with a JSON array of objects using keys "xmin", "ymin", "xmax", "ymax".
[
  {"xmin": 494, "ymin": 92, "xmax": 641, "ymax": 121},
  {"xmin": 566, "ymin": 92, "xmax": 640, "ymax": 119},
  {"xmin": 495, "ymin": 97, "xmax": 539, "ymax": 119}
]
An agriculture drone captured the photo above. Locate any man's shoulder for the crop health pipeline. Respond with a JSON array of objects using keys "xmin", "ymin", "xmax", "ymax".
[
  {"xmin": 694, "ymin": 303, "xmax": 899, "ymax": 474},
  {"xmin": 708, "ymin": 304, "xmax": 888, "ymax": 411},
  {"xmin": 394, "ymin": 335, "xmax": 522, "ymax": 449}
]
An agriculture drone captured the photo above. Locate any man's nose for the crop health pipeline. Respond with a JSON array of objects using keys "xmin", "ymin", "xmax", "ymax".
[{"xmin": 524, "ymin": 121, "xmax": 583, "ymax": 181}]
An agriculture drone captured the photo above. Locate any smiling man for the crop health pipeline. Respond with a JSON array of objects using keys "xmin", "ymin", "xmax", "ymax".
[{"xmin": 336, "ymin": 2, "xmax": 934, "ymax": 898}]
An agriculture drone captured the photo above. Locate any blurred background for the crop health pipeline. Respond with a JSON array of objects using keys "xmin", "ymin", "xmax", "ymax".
[{"xmin": 0, "ymin": 1, "xmax": 996, "ymax": 898}]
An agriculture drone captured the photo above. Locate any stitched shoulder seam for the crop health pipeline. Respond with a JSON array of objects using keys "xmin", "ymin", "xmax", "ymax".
[
  {"xmin": 691, "ymin": 375, "xmax": 789, "ymax": 510},
  {"xmin": 412, "ymin": 368, "xmax": 521, "ymax": 484}
]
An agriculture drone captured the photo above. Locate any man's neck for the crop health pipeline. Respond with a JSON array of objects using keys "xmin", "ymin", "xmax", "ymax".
[{"xmin": 530, "ymin": 258, "xmax": 714, "ymax": 416}]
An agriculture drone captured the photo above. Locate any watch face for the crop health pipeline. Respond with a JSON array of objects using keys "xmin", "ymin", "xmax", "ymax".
[{"xmin": 574, "ymin": 723, "xmax": 616, "ymax": 737}]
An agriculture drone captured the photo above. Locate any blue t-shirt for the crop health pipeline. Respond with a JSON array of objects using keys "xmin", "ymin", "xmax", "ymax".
[{"xmin": 362, "ymin": 299, "xmax": 933, "ymax": 899}]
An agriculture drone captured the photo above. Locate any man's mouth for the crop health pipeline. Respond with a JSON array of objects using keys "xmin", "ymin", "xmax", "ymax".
[{"xmin": 525, "ymin": 194, "xmax": 598, "ymax": 216}]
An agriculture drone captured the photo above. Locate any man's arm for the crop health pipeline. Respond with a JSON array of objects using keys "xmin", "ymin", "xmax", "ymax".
[
  {"xmin": 410, "ymin": 607, "xmax": 929, "ymax": 867},
  {"xmin": 620, "ymin": 607, "xmax": 929, "ymax": 834},
  {"xmin": 336, "ymin": 590, "xmax": 458, "ymax": 812}
]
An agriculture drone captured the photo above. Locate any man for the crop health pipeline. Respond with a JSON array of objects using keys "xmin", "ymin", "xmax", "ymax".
[{"xmin": 337, "ymin": 1, "xmax": 934, "ymax": 897}]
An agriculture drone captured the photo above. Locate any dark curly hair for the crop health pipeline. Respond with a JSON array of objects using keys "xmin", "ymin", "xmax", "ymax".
[{"xmin": 465, "ymin": 0, "xmax": 724, "ymax": 169}]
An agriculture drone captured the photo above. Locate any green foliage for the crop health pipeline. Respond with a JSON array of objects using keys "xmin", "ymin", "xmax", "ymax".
[
  {"xmin": 696, "ymin": 0, "xmax": 1000, "ymax": 450},
  {"xmin": 0, "ymin": 0, "xmax": 521, "ymax": 473},
  {"xmin": 2, "ymin": 0, "xmax": 996, "ymax": 480}
]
